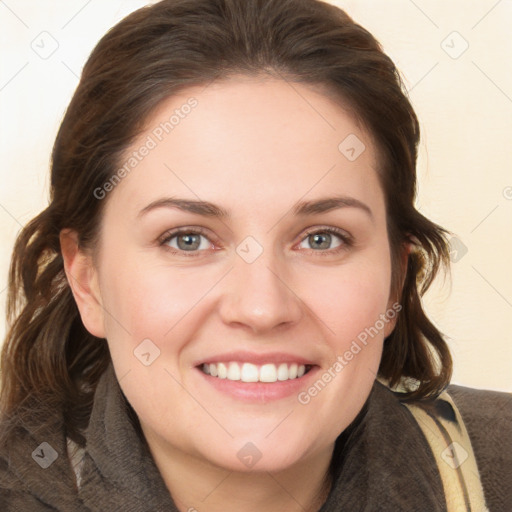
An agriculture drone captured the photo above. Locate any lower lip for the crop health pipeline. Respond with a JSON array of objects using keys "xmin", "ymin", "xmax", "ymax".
[{"xmin": 196, "ymin": 366, "xmax": 320, "ymax": 402}]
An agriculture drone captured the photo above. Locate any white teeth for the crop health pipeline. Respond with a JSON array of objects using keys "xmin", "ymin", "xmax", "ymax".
[
  {"xmin": 277, "ymin": 363, "xmax": 289, "ymax": 381},
  {"xmin": 201, "ymin": 362, "xmax": 310, "ymax": 382},
  {"xmin": 260, "ymin": 364, "xmax": 277, "ymax": 382},
  {"xmin": 241, "ymin": 363, "xmax": 259, "ymax": 383},
  {"xmin": 227, "ymin": 362, "xmax": 240, "ymax": 380},
  {"xmin": 217, "ymin": 362, "xmax": 228, "ymax": 379}
]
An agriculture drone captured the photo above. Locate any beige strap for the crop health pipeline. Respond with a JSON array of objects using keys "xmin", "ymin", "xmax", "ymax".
[
  {"xmin": 404, "ymin": 390, "xmax": 489, "ymax": 512},
  {"xmin": 66, "ymin": 437, "xmax": 86, "ymax": 490}
]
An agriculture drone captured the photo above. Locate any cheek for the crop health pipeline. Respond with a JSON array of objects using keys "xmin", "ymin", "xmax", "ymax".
[
  {"xmin": 303, "ymin": 257, "xmax": 392, "ymax": 347},
  {"xmin": 294, "ymin": 260, "xmax": 392, "ymax": 433},
  {"xmin": 98, "ymin": 255, "xmax": 215, "ymax": 352}
]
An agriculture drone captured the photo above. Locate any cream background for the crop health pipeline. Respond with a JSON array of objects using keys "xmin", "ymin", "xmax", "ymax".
[{"xmin": 0, "ymin": 0, "xmax": 511, "ymax": 392}]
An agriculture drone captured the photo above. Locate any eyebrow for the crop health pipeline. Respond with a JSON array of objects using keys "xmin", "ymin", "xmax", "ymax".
[
  {"xmin": 138, "ymin": 198, "xmax": 229, "ymax": 218},
  {"xmin": 292, "ymin": 196, "xmax": 373, "ymax": 219},
  {"xmin": 138, "ymin": 195, "xmax": 373, "ymax": 220}
]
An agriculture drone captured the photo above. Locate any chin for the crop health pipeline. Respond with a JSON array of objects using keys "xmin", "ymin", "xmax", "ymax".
[{"xmin": 194, "ymin": 435, "xmax": 315, "ymax": 474}]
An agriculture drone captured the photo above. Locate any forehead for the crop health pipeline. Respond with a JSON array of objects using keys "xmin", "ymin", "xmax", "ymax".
[{"xmin": 106, "ymin": 76, "xmax": 384, "ymax": 221}]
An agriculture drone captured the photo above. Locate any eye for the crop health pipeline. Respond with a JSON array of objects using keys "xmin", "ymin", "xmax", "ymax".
[
  {"xmin": 158, "ymin": 226, "xmax": 353, "ymax": 257},
  {"xmin": 159, "ymin": 227, "xmax": 215, "ymax": 256},
  {"xmin": 297, "ymin": 227, "xmax": 352, "ymax": 254}
]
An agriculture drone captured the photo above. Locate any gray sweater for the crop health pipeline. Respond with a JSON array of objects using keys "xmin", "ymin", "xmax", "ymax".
[{"xmin": 1, "ymin": 362, "xmax": 511, "ymax": 511}]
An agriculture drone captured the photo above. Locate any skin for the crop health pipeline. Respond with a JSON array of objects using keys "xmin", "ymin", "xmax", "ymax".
[{"xmin": 61, "ymin": 76, "xmax": 403, "ymax": 512}]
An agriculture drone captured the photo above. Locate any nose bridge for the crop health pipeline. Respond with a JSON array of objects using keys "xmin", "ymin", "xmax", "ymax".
[{"xmin": 219, "ymin": 236, "xmax": 303, "ymax": 332}]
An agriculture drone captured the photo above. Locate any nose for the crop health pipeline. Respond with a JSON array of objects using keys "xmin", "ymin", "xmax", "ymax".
[{"xmin": 218, "ymin": 244, "xmax": 303, "ymax": 334}]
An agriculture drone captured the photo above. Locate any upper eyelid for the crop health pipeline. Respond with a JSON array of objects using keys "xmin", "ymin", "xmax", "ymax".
[{"xmin": 301, "ymin": 226, "xmax": 351, "ymax": 239}]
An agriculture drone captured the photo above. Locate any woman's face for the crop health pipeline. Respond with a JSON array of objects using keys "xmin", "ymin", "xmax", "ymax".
[{"xmin": 80, "ymin": 76, "xmax": 399, "ymax": 473}]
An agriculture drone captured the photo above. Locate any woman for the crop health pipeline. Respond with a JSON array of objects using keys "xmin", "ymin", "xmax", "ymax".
[{"xmin": 0, "ymin": 0, "xmax": 510, "ymax": 510}]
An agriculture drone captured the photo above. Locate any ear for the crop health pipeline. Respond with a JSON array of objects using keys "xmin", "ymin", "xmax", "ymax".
[
  {"xmin": 383, "ymin": 241, "xmax": 410, "ymax": 338},
  {"xmin": 60, "ymin": 229, "xmax": 106, "ymax": 338}
]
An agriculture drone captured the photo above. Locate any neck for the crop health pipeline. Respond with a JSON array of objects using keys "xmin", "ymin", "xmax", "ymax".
[{"xmin": 142, "ymin": 432, "xmax": 334, "ymax": 512}]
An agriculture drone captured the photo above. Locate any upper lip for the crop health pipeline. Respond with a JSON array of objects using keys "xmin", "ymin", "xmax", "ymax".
[{"xmin": 195, "ymin": 351, "xmax": 317, "ymax": 367}]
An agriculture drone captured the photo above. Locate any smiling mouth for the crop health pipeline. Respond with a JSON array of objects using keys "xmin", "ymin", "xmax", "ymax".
[{"xmin": 200, "ymin": 362, "xmax": 313, "ymax": 383}]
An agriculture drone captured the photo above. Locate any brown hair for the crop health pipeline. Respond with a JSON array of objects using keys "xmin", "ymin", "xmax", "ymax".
[{"xmin": 0, "ymin": 0, "xmax": 451, "ymax": 446}]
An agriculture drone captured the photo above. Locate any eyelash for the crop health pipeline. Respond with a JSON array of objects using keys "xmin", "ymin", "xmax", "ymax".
[{"xmin": 158, "ymin": 226, "xmax": 354, "ymax": 258}]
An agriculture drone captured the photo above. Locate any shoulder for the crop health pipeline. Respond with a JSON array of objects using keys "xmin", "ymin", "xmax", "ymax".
[
  {"xmin": 447, "ymin": 384, "xmax": 512, "ymax": 510},
  {"xmin": 0, "ymin": 430, "xmax": 50, "ymax": 511},
  {"xmin": 446, "ymin": 383, "xmax": 512, "ymax": 422},
  {"xmin": 446, "ymin": 384, "xmax": 512, "ymax": 457},
  {"xmin": 386, "ymin": 381, "xmax": 512, "ymax": 510},
  {"xmin": 445, "ymin": 383, "xmax": 512, "ymax": 449},
  {"xmin": 0, "ymin": 411, "xmax": 81, "ymax": 511}
]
